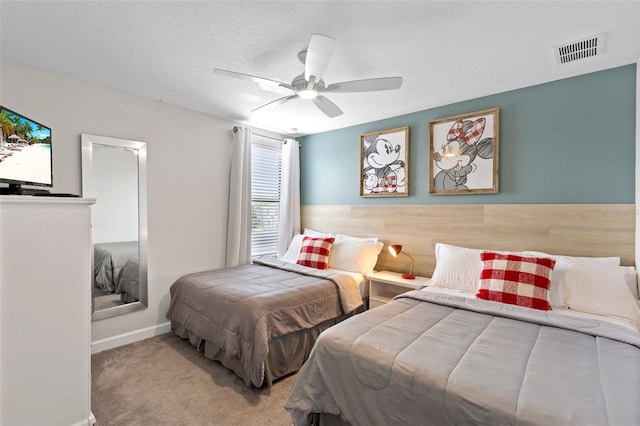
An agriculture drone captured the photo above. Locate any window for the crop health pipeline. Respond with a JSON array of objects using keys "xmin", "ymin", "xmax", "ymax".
[{"xmin": 251, "ymin": 137, "xmax": 282, "ymax": 256}]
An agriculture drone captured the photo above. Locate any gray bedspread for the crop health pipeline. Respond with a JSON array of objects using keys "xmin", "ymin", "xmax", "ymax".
[
  {"xmin": 93, "ymin": 241, "xmax": 138, "ymax": 293},
  {"xmin": 115, "ymin": 258, "xmax": 139, "ymax": 302},
  {"xmin": 165, "ymin": 256, "xmax": 362, "ymax": 387},
  {"xmin": 285, "ymin": 290, "xmax": 640, "ymax": 426}
]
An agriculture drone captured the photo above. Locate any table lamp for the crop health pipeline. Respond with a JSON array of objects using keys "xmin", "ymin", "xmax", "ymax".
[{"xmin": 388, "ymin": 244, "xmax": 415, "ymax": 279}]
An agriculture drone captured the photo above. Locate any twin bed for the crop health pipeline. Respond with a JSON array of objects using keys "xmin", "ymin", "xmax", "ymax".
[
  {"xmin": 166, "ymin": 232, "xmax": 382, "ymax": 387},
  {"xmin": 165, "ymin": 233, "xmax": 640, "ymax": 425}
]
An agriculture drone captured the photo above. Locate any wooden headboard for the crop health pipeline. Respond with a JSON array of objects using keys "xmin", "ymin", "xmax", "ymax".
[{"xmin": 301, "ymin": 204, "xmax": 635, "ymax": 277}]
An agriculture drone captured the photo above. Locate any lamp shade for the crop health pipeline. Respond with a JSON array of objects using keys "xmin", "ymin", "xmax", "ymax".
[
  {"xmin": 388, "ymin": 244, "xmax": 403, "ymax": 257},
  {"xmin": 387, "ymin": 244, "xmax": 415, "ymax": 279}
]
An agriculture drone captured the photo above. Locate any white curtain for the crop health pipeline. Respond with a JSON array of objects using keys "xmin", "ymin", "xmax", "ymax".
[
  {"xmin": 277, "ymin": 138, "xmax": 301, "ymax": 257},
  {"xmin": 226, "ymin": 126, "xmax": 252, "ymax": 267}
]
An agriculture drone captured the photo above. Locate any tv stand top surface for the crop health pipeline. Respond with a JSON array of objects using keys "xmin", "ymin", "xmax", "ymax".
[{"xmin": 0, "ymin": 195, "xmax": 95, "ymax": 205}]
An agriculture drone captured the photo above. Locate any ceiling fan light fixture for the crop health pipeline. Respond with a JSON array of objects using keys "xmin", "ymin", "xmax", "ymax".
[
  {"xmin": 298, "ymin": 89, "xmax": 318, "ymax": 99},
  {"xmin": 215, "ymin": 34, "xmax": 402, "ymax": 119}
]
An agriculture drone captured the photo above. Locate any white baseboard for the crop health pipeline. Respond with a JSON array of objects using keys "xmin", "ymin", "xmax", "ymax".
[
  {"xmin": 91, "ymin": 322, "xmax": 172, "ymax": 354},
  {"xmin": 69, "ymin": 413, "xmax": 95, "ymax": 426}
]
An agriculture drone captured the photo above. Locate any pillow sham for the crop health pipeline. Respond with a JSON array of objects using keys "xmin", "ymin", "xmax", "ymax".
[
  {"xmin": 281, "ymin": 234, "xmax": 305, "ymax": 263},
  {"xmin": 335, "ymin": 233, "xmax": 379, "ymax": 243},
  {"xmin": 430, "ymin": 243, "xmax": 484, "ymax": 294},
  {"xmin": 296, "ymin": 236, "xmax": 335, "ymax": 270},
  {"xmin": 328, "ymin": 239, "xmax": 383, "ymax": 274},
  {"xmin": 430, "ymin": 243, "xmax": 529, "ymax": 294},
  {"xmin": 564, "ymin": 264, "xmax": 640, "ymax": 329},
  {"xmin": 477, "ymin": 252, "xmax": 556, "ymax": 311},
  {"xmin": 524, "ymin": 251, "xmax": 621, "ymax": 308},
  {"xmin": 303, "ymin": 228, "xmax": 334, "ymax": 238}
]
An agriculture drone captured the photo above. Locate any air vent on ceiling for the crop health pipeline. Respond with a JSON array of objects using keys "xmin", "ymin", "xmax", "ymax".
[{"xmin": 554, "ymin": 33, "xmax": 607, "ymax": 65}]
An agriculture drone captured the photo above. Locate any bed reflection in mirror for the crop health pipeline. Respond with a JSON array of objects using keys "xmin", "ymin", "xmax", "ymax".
[{"xmin": 81, "ymin": 134, "xmax": 147, "ymax": 321}]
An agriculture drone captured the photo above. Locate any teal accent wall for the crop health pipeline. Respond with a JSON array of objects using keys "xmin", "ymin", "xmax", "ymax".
[{"xmin": 300, "ymin": 64, "xmax": 636, "ymax": 205}]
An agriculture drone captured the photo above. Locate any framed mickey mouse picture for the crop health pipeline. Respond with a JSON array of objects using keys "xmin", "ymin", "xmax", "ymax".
[
  {"xmin": 360, "ymin": 126, "xmax": 409, "ymax": 197},
  {"xmin": 429, "ymin": 108, "xmax": 499, "ymax": 195}
]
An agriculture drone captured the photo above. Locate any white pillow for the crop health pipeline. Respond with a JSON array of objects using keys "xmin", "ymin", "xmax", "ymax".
[
  {"xmin": 524, "ymin": 251, "xmax": 621, "ymax": 308},
  {"xmin": 624, "ymin": 266, "xmax": 640, "ymax": 299},
  {"xmin": 564, "ymin": 265, "xmax": 640, "ymax": 329},
  {"xmin": 336, "ymin": 233, "xmax": 378, "ymax": 243},
  {"xmin": 281, "ymin": 234, "xmax": 305, "ymax": 263},
  {"xmin": 303, "ymin": 228, "xmax": 334, "ymax": 238},
  {"xmin": 430, "ymin": 244, "xmax": 491, "ymax": 294},
  {"xmin": 328, "ymin": 240, "xmax": 383, "ymax": 274}
]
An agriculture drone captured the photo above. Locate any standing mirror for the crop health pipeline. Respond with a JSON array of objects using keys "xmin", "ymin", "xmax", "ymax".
[{"xmin": 81, "ymin": 134, "xmax": 147, "ymax": 321}]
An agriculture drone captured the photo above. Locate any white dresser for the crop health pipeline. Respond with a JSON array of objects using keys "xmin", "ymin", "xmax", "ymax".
[{"xmin": 0, "ymin": 196, "xmax": 95, "ymax": 426}]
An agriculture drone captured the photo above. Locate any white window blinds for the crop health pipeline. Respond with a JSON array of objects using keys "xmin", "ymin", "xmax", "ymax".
[{"xmin": 251, "ymin": 138, "xmax": 282, "ymax": 256}]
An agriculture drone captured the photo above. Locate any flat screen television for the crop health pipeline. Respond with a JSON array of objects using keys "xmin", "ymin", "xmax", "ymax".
[{"xmin": 0, "ymin": 106, "xmax": 53, "ymax": 195}]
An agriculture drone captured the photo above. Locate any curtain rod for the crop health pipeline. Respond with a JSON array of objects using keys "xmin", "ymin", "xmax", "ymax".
[
  {"xmin": 255, "ymin": 133, "xmax": 284, "ymax": 142},
  {"xmin": 233, "ymin": 126, "xmax": 281, "ymax": 142},
  {"xmin": 233, "ymin": 126, "xmax": 299, "ymax": 145}
]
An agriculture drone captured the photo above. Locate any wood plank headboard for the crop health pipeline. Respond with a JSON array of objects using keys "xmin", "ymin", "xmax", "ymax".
[{"xmin": 301, "ymin": 204, "xmax": 635, "ymax": 277}]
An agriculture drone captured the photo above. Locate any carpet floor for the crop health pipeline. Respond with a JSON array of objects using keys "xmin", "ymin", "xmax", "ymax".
[{"xmin": 91, "ymin": 333, "xmax": 296, "ymax": 426}]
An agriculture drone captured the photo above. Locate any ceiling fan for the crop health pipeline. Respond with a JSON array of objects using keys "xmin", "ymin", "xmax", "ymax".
[{"xmin": 214, "ymin": 34, "xmax": 403, "ymax": 118}]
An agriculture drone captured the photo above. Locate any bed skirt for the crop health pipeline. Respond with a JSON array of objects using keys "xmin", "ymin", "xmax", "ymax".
[
  {"xmin": 120, "ymin": 292, "xmax": 137, "ymax": 303},
  {"xmin": 307, "ymin": 413, "xmax": 353, "ymax": 426},
  {"xmin": 171, "ymin": 306, "xmax": 363, "ymax": 387}
]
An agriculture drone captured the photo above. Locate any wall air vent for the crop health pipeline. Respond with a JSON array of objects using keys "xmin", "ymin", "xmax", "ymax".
[{"xmin": 555, "ymin": 33, "xmax": 607, "ymax": 65}]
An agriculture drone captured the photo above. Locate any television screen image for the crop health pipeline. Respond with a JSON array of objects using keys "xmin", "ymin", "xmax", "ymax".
[{"xmin": 0, "ymin": 106, "xmax": 52, "ymax": 193}]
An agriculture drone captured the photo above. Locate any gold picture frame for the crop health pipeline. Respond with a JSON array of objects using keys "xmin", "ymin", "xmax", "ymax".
[
  {"xmin": 360, "ymin": 126, "xmax": 409, "ymax": 197},
  {"xmin": 429, "ymin": 108, "xmax": 499, "ymax": 195}
]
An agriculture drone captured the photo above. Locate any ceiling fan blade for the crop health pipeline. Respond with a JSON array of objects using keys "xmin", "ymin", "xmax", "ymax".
[
  {"xmin": 312, "ymin": 95, "xmax": 343, "ymax": 118},
  {"xmin": 214, "ymin": 68, "xmax": 290, "ymax": 89},
  {"xmin": 251, "ymin": 95, "xmax": 299, "ymax": 113},
  {"xmin": 324, "ymin": 76, "xmax": 403, "ymax": 93},
  {"xmin": 304, "ymin": 34, "xmax": 336, "ymax": 83}
]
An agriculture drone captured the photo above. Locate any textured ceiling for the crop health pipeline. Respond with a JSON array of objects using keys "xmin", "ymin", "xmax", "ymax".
[{"xmin": 1, "ymin": 1, "xmax": 639, "ymax": 136}]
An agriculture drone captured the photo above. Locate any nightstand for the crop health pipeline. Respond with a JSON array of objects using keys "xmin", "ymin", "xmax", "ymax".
[{"xmin": 367, "ymin": 270, "xmax": 431, "ymax": 309}]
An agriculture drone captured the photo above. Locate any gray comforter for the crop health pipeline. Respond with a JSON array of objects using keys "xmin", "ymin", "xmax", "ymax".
[
  {"xmin": 286, "ymin": 290, "xmax": 640, "ymax": 426},
  {"xmin": 165, "ymin": 257, "xmax": 362, "ymax": 388},
  {"xmin": 115, "ymin": 258, "xmax": 139, "ymax": 302},
  {"xmin": 93, "ymin": 241, "xmax": 138, "ymax": 293}
]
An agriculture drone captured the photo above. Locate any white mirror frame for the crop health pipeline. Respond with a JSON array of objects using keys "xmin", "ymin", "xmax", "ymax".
[{"xmin": 81, "ymin": 133, "xmax": 148, "ymax": 321}]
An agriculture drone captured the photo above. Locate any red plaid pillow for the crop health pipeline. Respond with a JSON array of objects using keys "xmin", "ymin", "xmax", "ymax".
[
  {"xmin": 296, "ymin": 236, "xmax": 335, "ymax": 270},
  {"xmin": 477, "ymin": 252, "xmax": 556, "ymax": 311}
]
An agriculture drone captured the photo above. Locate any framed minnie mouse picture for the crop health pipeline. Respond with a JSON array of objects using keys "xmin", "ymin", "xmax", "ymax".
[
  {"xmin": 429, "ymin": 108, "xmax": 499, "ymax": 195},
  {"xmin": 360, "ymin": 126, "xmax": 410, "ymax": 197}
]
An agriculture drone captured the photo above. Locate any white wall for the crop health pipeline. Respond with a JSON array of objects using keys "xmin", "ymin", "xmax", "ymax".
[{"xmin": 1, "ymin": 60, "xmax": 239, "ymax": 346}]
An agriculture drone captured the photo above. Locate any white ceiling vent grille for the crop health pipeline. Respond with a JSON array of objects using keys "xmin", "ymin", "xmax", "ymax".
[{"xmin": 555, "ymin": 33, "xmax": 607, "ymax": 65}]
